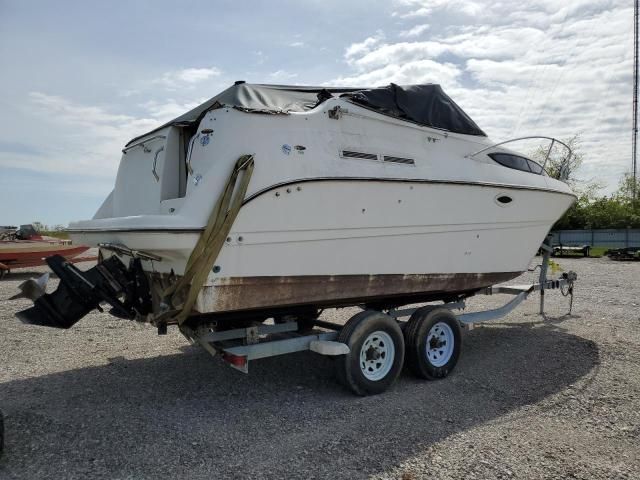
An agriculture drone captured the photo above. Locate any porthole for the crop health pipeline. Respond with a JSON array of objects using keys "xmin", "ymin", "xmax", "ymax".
[{"xmin": 495, "ymin": 194, "xmax": 514, "ymax": 206}]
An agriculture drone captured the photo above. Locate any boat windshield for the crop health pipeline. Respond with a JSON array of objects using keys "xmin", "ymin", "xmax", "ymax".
[{"xmin": 488, "ymin": 153, "xmax": 546, "ymax": 176}]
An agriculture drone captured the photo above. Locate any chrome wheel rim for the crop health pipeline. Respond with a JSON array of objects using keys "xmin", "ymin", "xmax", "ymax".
[
  {"xmin": 359, "ymin": 330, "xmax": 395, "ymax": 381},
  {"xmin": 426, "ymin": 322, "xmax": 454, "ymax": 367}
]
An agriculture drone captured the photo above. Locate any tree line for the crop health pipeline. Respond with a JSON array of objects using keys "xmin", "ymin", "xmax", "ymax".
[
  {"xmin": 553, "ymin": 173, "xmax": 640, "ymax": 229},
  {"xmin": 530, "ymin": 135, "xmax": 640, "ymax": 230}
]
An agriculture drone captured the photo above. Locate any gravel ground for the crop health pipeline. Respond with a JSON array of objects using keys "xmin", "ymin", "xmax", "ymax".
[{"xmin": 0, "ymin": 256, "xmax": 639, "ymax": 479}]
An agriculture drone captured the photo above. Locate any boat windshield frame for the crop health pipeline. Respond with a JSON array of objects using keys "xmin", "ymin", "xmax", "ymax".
[{"xmin": 466, "ymin": 136, "xmax": 573, "ymax": 180}]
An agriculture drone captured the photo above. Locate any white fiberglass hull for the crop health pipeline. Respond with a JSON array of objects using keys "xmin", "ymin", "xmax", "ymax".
[{"xmin": 70, "ymin": 179, "xmax": 574, "ymax": 314}]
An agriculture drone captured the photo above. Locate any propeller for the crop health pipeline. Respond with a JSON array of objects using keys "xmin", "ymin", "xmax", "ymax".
[{"xmin": 9, "ymin": 273, "xmax": 49, "ymax": 301}]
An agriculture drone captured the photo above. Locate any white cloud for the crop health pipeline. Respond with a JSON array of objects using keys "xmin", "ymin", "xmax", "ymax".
[
  {"xmin": 332, "ymin": 60, "xmax": 461, "ymax": 88},
  {"xmin": 4, "ymin": 93, "xmax": 200, "ymax": 177},
  {"xmin": 268, "ymin": 70, "xmax": 299, "ymax": 80},
  {"xmin": 399, "ymin": 24, "xmax": 429, "ymax": 38},
  {"xmin": 156, "ymin": 67, "xmax": 221, "ymax": 90},
  {"xmin": 138, "ymin": 99, "xmax": 204, "ymax": 120},
  {"xmin": 253, "ymin": 50, "xmax": 267, "ymax": 65},
  {"xmin": 28, "ymin": 92, "xmax": 138, "ymax": 126},
  {"xmin": 333, "ymin": 0, "xmax": 632, "ymax": 191},
  {"xmin": 289, "ymin": 41, "xmax": 305, "ymax": 47},
  {"xmin": 394, "ymin": 0, "xmax": 484, "ymax": 18},
  {"xmin": 345, "ymin": 34, "xmax": 384, "ymax": 60},
  {"xmin": 5, "ymin": 62, "xmax": 223, "ymax": 183}
]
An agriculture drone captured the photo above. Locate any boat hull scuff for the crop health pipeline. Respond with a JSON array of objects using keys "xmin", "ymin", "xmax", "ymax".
[{"xmin": 196, "ymin": 272, "xmax": 520, "ymax": 314}]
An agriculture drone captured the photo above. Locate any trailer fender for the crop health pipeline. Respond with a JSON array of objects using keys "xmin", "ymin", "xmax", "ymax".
[{"xmin": 310, "ymin": 340, "xmax": 350, "ymax": 356}]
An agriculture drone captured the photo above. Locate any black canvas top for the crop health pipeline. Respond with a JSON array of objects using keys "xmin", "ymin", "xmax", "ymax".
[
  {"xmin": 126, "ymin": 82, "xmax": 485, "ymax": 145},
  {"xmin": 341, "ymin": 84, "xmax": 485, "ymax": 136}
]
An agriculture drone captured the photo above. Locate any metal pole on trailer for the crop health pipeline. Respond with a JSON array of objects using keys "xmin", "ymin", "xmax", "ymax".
[{"xmin": 539, "ymin": 234, "xmax": 553, "ymax": 315}]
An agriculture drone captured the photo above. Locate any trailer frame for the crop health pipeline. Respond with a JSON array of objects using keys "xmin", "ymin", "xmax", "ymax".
[{"xmin": 181, "ymin": 235, "xmax": 576, "ymax": 379}]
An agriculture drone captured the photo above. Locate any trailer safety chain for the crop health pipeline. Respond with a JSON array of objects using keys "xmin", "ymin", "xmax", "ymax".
[
  {"xmin": 560, "ymin": 272, "xmax": 575, "ymax": 314},
  {"xmin": 569, "ymin": 289, "xmax": 574, "ymax": 314},
  {"xmin": 160, "ymin": 154, "xmax": 254, "ymax": 325}
]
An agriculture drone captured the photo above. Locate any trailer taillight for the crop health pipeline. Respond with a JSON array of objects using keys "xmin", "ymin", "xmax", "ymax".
[{"xmin": 222, "ymin": 352, "xmax": 247, "ymax": 368}]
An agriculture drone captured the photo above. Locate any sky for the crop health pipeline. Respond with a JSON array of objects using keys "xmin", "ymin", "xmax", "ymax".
[{"xmin": 0, "ymin": 0, "xmax": 634, "ymax": 226}]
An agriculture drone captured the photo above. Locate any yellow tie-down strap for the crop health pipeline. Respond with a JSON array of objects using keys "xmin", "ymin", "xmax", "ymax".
[{"xmin": 162, "ymin": 154, "xmax": 254, "ymax": 325}]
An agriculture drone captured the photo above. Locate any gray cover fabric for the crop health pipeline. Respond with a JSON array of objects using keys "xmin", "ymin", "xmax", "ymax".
[{"xmin": 126, "ymin": 82, "xmax": 484, "ymax": 146}]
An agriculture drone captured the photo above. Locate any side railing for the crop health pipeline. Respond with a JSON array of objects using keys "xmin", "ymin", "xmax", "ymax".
[{"xmin": 466, "ymin": 136, "xmax": 573, "ymax": 181}]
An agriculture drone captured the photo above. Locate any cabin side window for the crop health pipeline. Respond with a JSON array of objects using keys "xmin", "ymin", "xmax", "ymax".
[{"xmin": 488, "ymin": 153, "xmax": 544, "ymax": 175}]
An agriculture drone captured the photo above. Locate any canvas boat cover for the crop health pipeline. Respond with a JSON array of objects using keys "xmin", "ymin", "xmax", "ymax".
[{"xmin": 127, "ymin": 82, "xmax": 485, "ymax": 146}]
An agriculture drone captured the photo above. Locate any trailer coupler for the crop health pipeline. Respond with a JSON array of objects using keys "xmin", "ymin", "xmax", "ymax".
[{"xmin": 14, "ymin": 254, "xmax": 152, "ymax": 329}]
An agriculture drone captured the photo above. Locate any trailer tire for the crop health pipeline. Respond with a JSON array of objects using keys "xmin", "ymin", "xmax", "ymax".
[
  {"xmin": 404, "ymin": 306, "xmax": 461, "ymax": 380},
  {"xmin": 336, "ymin": 310, "xmax": 404, "ymax": 396}
]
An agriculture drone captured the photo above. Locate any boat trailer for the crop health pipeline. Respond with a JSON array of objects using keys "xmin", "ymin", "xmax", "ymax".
[
  {"xmin": 177, "ymin": 235, "xmax": 576, "ymax": 394},
  {"xmin": 14, "ymin": 235, "xmax": 576, "ymax": 395}
]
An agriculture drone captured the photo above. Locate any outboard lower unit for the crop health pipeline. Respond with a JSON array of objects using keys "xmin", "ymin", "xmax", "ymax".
[{"xmin": 15, "ymin": 254, "xmax": 152, "ymax": 328}]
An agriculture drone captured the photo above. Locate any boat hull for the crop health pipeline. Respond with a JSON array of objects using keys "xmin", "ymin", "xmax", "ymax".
[
  {"xmin": 70, "ymin": 179, "xmax": 574, "ymax": 315},
  {"xmin": 0, "ymin": 243, "xmax": 90, "ymax": 270}
]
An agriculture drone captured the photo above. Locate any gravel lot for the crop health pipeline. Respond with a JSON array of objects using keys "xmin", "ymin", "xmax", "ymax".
[{"xmin": 0, "ymin": 256, "xmax": 639, "ymax": 479}]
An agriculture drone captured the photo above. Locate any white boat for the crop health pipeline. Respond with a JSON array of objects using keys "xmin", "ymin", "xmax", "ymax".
[{"xmin": 16, "ymin": 82, "xmax": 575, "ymax": 330}]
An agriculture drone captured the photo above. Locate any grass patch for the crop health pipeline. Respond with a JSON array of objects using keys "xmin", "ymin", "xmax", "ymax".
[
  {"xmin": 41, "ymin": 230, "xmax": 70, "ymax": 239},
  {"xmin": 588, "ymin": 247, "xmax": 608, "ymax": 258}
]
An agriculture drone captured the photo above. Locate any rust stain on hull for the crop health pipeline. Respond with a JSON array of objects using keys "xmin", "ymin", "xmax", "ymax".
[{"xmin": 196, "ymin": 272, "xmax": 521, "ymax": 314}]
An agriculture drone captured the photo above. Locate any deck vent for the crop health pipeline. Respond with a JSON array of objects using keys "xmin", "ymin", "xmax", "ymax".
[
  {"xmin": 341, "ymin": 150, "xmax": 379, "ymax": 161},
  {"xmin": 383, "ymin": 155, "xmax": 415, "ymax": 165}
]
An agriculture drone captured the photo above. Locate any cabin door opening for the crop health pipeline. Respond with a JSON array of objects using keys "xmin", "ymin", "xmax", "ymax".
[{"xmin": 159, "ymin": 126, "xmax": 193, "ymax": 200}]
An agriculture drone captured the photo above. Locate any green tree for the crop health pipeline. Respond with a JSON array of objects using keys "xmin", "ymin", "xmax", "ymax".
[
  {"xmin": 530, "ymin": 134, "xmax": 585, "ymax": 186},
  {"xmin": 532, "ymin": 137, "xmax": 640, "ymax": 230},
  {"xmin": 615, "ymin": 172, "xmax": 640, "ymax": 210}
]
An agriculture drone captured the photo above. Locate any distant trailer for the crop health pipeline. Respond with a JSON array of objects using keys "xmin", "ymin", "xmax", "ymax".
[
  {"xmin": 550, "ymin": 244, "xmax": 590, "ymax": 257},
  {"xmin": 605, "ymin": 247, "xmax": 640, "ymax": 261}
]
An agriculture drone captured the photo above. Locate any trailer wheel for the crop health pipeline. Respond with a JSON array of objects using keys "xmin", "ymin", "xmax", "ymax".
[
  {"xmin": 404, "ymin": 306, "xmax": 461, "ymax": 380},
  {"xmin": 336, "ymin": 310, "xmax": 404, "ymax": 396}
]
